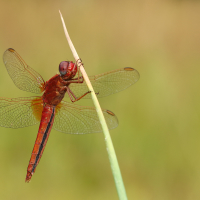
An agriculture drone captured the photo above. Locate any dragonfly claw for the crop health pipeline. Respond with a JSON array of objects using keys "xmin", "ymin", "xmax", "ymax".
[{"xmin": 76, "ymin": 58, "xmax": 83, "ymax": 67}]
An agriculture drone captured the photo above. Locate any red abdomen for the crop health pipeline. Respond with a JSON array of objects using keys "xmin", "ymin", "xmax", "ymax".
[{"xmin": 25, "ymin": 104, "xmax": 55, "ymax": 182}]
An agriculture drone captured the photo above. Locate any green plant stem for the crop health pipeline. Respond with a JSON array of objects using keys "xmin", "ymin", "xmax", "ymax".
[{"xmin": 59, "ymin": 11, "xmax": 128, "ymax": 200}]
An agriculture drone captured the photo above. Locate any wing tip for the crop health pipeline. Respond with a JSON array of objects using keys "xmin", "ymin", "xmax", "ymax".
[
  {"xmin": 106, "ymin": 110, "xmax": 116, "ymax": 116},
  {"xmin": 7, "ymin": 48, "xmax": 15, "ymax": 53},
  {"xmin": 105, "ymin": 109, "xmax": 119, "ymax": 130},
  {"xmin": 124, "ymin": 67, "xmax": 134, "ymax": 71}
]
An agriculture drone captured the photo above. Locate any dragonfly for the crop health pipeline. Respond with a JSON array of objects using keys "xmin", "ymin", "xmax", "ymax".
[{"xmin": 0, "ymin": 48, "xmax": 140, "ymax": 182}]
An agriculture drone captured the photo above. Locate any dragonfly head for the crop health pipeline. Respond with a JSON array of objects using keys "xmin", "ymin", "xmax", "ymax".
[{"xmin": 59, "ymin": 61, "xmax": 77, "ymax": 80}]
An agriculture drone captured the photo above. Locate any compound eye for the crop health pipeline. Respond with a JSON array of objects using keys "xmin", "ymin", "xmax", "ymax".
[{"xmin": 59, "ymin": 61, "xmax": 69, "ymax": 76}]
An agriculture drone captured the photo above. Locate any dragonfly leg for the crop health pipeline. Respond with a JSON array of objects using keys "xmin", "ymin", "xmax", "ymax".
[
  {"xmin": 66, "ymin": 87, "xmax": 91, "ymax": 102},
  {"xmin": 64, "ymin": 78, "xmax": 84, "ymax": 84},
  {"xmin": 62, "ymin": 73, "xmax": 84, "ymax": 84},
  {"xmin": 69, "ymin": 65, "xmax": 85, "ymax": 83}
]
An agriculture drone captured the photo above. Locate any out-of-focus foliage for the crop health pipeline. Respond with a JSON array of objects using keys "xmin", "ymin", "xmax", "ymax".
[{"xmin": 0, "ymin": 0, "xmax": 200, "ymax": 199}]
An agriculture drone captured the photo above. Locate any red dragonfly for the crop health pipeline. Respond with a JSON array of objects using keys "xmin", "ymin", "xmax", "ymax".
[{"xmin": 0, "ymin": 48, "xmax": 139, "ymax": 182}]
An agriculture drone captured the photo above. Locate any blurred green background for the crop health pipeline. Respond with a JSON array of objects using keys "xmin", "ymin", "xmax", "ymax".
[{"xmin": 0, "ymin": 0, "xmax": 200, "ymax": 199}]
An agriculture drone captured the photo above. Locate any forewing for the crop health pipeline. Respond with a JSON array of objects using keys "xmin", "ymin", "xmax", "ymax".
[
  {"xmin": 3, "ymin": 48, "xmax": 45, "ymax": 94},
  {"xmin": 0, "ymin": 97, "xmax": 43, "ymax": 128},
  {"xmin": 53, "ymin": 101, "xmax": 118, "ymax": 134},
  {"xmin": 69, "ymin": 67, "xmax": 140, "ymax": 99}
]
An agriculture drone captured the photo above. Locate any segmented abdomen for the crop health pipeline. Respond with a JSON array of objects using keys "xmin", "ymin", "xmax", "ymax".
[{"xmin": 25, "ymin": 104, "xmax": 55, "ymax": 182}]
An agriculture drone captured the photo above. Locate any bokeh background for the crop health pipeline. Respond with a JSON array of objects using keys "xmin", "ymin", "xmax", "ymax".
[{"xmin": 0, "ymin": 0, "xmax": 200, "ymax": 199}]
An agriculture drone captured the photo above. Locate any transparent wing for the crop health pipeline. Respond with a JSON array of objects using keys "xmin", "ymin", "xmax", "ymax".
[
  {"xmin": 3, "ymin": 48, "xmax": 45, "ymax": 94},
  {"xmin": 69, "ymin": 67, "xmax": 140, "ymax": 99},
  {"xmin": 53, "ymin": 100, "xmax": 118, "ymax": 134},
  {"xmin": 0, "ymin": 96, "xmax": 118, "ymax": 134},
  {"xmin": 0, "ymin": 97, "xmax": 43, "ymax": 128}
]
